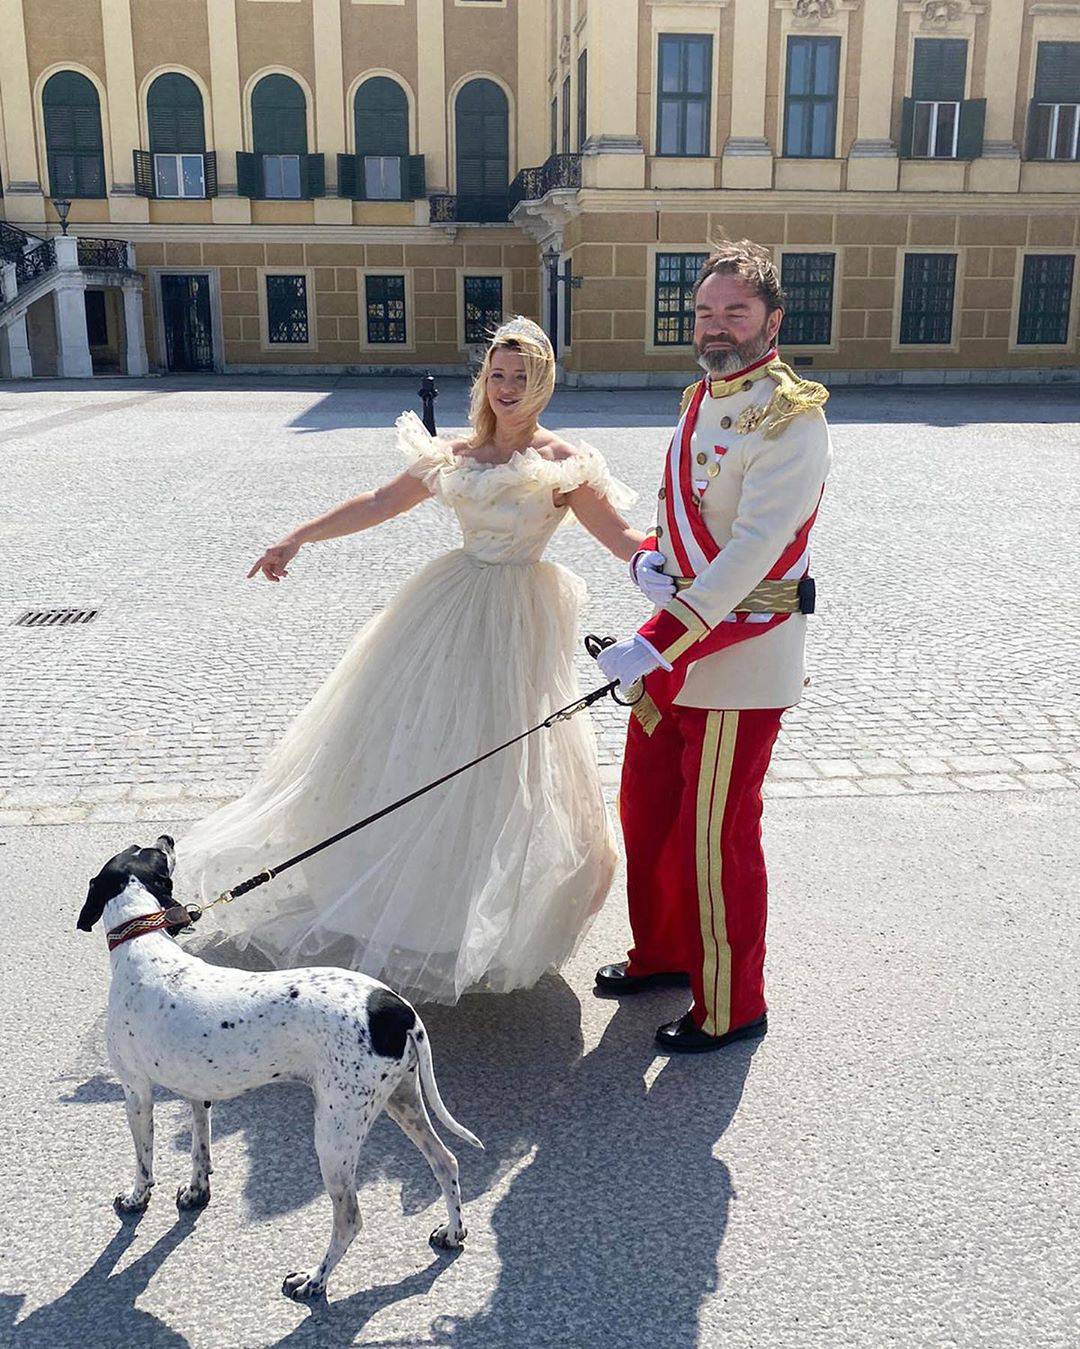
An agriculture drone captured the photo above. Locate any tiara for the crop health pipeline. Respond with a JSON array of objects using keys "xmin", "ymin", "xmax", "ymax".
[{"xmin": 492, "ymin": 316, "xmax": 552, "ymax": 349}]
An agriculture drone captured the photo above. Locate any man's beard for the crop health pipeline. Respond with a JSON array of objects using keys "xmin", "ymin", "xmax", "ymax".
[{"xmin": 694, "ymin": 322, "xmax": 775, "ymax": 377}]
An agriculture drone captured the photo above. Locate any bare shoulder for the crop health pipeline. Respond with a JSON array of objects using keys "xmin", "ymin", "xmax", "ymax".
[{"xmin": 531, "ymin": 428, "xmax": 578, "ymax": 463}]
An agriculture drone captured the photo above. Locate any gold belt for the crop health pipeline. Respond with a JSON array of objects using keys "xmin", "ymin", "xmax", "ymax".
[{"xmin": 673, "ymin": 576, "xmax": 804, "ymax": 614}]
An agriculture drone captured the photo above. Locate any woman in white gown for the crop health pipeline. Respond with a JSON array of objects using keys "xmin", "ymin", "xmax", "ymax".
[{"xmin": 177, "ymin": 318, "xmax": 648, "ymax": 1004}]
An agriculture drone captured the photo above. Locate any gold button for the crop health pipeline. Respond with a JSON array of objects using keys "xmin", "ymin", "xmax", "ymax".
[
  {"xmin": 721, "ymin": 416, "xmax": 732, "ymax": 429},
  {"xmin": 655, "ymin": 525, "xmax": 664, "ymax": 537},
  {"xmin": 695, "ymin": 452, "xmax": 707, "ymax": 465},
  {"xmin": 706, "ymin": 463, "xmax": 721, "ymax": 478},
  {"xmin": 742, "ymin": 380, "xmax": 752, "ymax": 391},
  {"xmin": 658, "ymin": 486, "xmax": 666, "ymax": 500},
  {"xmin": 691, "ymin": 494, "xmax": 701, "ymax": 508}
]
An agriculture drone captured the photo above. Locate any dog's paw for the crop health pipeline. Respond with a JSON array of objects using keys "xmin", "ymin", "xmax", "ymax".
[
  {"xmin": 282, "ymin": 1269, "xmax": 327, "ymax": 1301},
  {"xmin": 429, "ymin": 1223, "xmax": 467, "ymax": 1251},
  {"xmin": 176, "ymin": 1182, "xmax": 211, "ymax": 1211},
  {"xmin": 114, "ymin": 1189, "xmax": 151, "ymax": 1216}
]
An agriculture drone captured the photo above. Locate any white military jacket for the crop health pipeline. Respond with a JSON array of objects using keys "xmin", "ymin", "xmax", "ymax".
[{"xmin": 638, "ymin": 353, "xmax": 832, "ymax": 711}]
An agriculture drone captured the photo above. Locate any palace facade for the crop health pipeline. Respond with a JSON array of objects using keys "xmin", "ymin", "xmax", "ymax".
[{"xmin": 1, "ymin": 0, "xmax": 1078, "ymax": 384}]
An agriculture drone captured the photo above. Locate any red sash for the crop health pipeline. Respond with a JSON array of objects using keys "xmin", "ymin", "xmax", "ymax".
[{"xmin": 636, "ymin": 357, "xmax": 820, "ymax": 725}]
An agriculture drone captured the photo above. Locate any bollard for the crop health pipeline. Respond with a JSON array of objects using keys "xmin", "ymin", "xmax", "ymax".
[{"xmin": 419, "ymin": 373, "xmax": 438, "ymax": 435}]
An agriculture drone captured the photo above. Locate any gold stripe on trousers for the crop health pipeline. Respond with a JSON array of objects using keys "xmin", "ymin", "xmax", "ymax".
[{"xmin": 694, "ymin": 710, "xmax": 739, "ymax": 1037}]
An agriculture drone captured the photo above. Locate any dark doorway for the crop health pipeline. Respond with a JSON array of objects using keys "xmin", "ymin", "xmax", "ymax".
[{"xmin": 160, "ymin": 273, "xmax": 214, "ymax": 371}]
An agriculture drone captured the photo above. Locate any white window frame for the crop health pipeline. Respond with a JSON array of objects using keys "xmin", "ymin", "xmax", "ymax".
[
  {"xmin": 912, "ymin": 101, "xmax": 960, "ymax": 159},
  {"xmin": 1034, "ymin": 103, "xmax": 1080, "ymax": 161},
  {"xmin": 153, "ymin": 152, "xmax": 206, "ymax": 199},
  {"xmin": 362, "ymin": 155, "xmax": 404, "ymax": 201},
  {"xmin": 262, "ymin": 153, "xmax": 302, "ymax": 200}
]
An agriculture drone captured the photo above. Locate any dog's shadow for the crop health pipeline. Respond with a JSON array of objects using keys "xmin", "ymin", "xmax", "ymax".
[{"xmin": 3, "ymin": 1216, "xmax": 199, "ymax": 1348}]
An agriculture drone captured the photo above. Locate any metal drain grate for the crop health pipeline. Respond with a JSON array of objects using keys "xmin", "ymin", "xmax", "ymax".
[{"xmin": 14, "ymin": 607, "xmax": 99, "ymax": 628}]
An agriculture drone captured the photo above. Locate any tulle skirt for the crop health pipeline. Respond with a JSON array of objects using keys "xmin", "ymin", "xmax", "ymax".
[{"xmin": 176, "ymin": 550, "xmax": 617, "ymax": 1004}]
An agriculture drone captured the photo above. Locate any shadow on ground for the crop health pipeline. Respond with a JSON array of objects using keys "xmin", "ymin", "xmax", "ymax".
[
  {"xmin": 15, "ymin": 972, "xmax": 756, "ymax": 1347},
  {"xmin": 4, "ymin": 374, "xmax": 1077, "ymax": 435}
]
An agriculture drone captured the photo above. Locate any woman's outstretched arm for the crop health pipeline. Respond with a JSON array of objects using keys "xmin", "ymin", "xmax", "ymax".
[{"xmin": 248, "ymin": 471, "xmax": 431, "ymax": 581}]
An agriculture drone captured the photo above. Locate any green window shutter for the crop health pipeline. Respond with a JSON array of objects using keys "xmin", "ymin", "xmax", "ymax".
[
  {"xmin": 132, "ymin": 149, "xmax": 155, "ymax": 198},
  {"xmin": 337, "ymin": 152, "xmax": 358, "ymax": 199},
  {"xmin": 899, "ymin": 97, "xmax": 915, "ymax": 158},
  {"xmin": 302, "ymin": 154, "xmax": 325, "ymax": 199},
  {"xmin": 1026, "ymin": 97, "xmax": 1044, "ymax": 159},
  {"xmin": 1034, "ymin": 42, "xmax": 1080, "ymax": 102},
  {"xmin": 355, "ymin": 78, "xmax": 409, "ymax": 157},
  {"xmin": 236, "ymin": 151, "xmax": 262, "ymax": 199},
  {"xmin": 43, "ymin": 70, "xmax": 106, "ymax": 199},
  {"xmin": 406, "ymin": 154, "xmax": 426, "ymax": 200},
  {"xmin": 251, "ymin": 74, "xmax": 308, "ymax": 155},
  {"xmin": 147, "ymin": 73, "xmax": 206, "ymax": 154},
  {"xmin": 956, "ymin": 99, "xmax": 986, "ymax": 160},
  {"xmin": 203, "ymin": 151, "xmax": 218, "ymax": 198},
  {"xmin": 912, "ymin": 39, "xmax": 967, "ymax": 100}
]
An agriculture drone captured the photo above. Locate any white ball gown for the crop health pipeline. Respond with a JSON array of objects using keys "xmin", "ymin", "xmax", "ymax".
[{"xmin": 176, "ymin": 413, "xmax": 633, "ymax": 1004}]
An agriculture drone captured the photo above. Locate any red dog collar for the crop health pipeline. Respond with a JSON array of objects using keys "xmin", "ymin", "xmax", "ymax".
[{"xmin": 107, "ymin": 906, "xmax": 193, "ymax": 951}]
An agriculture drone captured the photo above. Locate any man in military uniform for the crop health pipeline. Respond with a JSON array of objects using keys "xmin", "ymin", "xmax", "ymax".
[{"xmin": 594, "ymin": 240, "xmax": 832, "ymax": 1053}]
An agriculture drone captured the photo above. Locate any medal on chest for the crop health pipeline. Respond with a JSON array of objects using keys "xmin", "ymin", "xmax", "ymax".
[{"xmin": 736, "ymin": 404, "xmax": 765, "ymax": 435}]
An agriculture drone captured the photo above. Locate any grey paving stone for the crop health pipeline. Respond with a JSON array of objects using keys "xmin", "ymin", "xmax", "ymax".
[{"xmin": 2, "ymin": 379, "xmax": 1079, "ymax": 807}]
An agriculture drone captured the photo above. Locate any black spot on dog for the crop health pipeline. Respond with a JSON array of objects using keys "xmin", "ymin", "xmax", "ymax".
[
  {"xmin": 203, "ymin": 1101, "xmax": 211, "ymax": 1109},
  {"xmin": 367, "ymin": 988, "xmax": 416, "ymax": 1059},
  {"xmin": 289, "ymin": 988, "xmax": 299, "ymax": 999},
  {"xmin": 221, "ymin": 1021, "xmax": 230, "ymax": 1029}
]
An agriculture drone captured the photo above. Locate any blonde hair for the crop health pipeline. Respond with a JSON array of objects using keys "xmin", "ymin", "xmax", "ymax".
[{"xmin": 466, "ymin": 317, "xmax": 556, "ymax": 449}]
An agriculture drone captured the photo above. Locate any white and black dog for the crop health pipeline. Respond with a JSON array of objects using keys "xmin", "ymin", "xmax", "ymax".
[{"xmin": 77, "ymin": 835, "xmax": 482, "ymax": 1300}]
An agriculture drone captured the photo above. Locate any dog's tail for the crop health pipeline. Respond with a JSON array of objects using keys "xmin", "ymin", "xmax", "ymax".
[{"xmin": 407, "ymin": 1024, "xmax": 484, "ymax": 1150}]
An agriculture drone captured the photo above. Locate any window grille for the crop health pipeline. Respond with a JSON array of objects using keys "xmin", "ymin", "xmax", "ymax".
[
  {"xmin": 463, "ymin": 275, "xmax": 504, "ymax": 345},
  {"xmin": 780, "ymin": 254, "xmax": 835, "ymax": 346},
  {"xmin": 1016, "ymin": 255, "xmax": 1074, "ymax": 345},
  {"xmin": 899, "ymin": 253, "xmax": 956, "ymax": 345},
  {"xmin": 265, "ymin": 274, "xmax": 310, "ymax": 345},
  {"xmin": 365, "ymin": 275, "xmax": 407, "ymax": 345},
  {"xmin": 654, "ymin": 252, "xmax": 707, "ymax": 346}
]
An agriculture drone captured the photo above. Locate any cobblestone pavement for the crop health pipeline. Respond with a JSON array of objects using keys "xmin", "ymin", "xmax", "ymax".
[{"xmin": 1, "ymin": 376, "xmax": 1079, "ymax": 827}]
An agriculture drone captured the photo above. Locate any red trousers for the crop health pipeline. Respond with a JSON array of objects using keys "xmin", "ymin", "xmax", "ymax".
[{"xmin": 619, "ymin": 704, "xmax": 783, "ymax": 1036}]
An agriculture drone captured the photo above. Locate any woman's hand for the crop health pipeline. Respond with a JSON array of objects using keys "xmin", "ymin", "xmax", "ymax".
[{"xmin": 248, "ymin": 538, "xmax": 301, "ymax": 582}]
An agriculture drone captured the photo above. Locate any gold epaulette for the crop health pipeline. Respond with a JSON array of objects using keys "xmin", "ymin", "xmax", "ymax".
[
  {"xmin": 678, "ymin": 381, "xmax": 700, "ymax": 419},
  {"xmin": 762, "ymin": 360, "xmax": 829, "ymax": 439}
]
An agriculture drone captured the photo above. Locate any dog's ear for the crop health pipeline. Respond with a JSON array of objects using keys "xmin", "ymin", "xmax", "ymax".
[{"xmin": 76, "ymin": 866, "xmax": 127, "ymax": 932}]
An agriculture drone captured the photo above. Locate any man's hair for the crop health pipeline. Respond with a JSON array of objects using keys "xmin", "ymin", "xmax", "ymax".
[{"xmin": 693, "ymin": 240, "xmax": 785, "ymax": 313}]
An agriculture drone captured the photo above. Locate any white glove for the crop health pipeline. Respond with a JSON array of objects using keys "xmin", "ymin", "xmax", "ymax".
[
  {"xmin": 595, "ymin": 635, "xmax": 672, "ymax": 689},
  {"xmin": 630, "ymin": 549, "xmax": 676, "ymax": 605}
]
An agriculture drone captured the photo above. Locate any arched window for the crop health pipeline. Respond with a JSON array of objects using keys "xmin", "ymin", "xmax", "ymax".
[
  {"xmin": 147, "ymin": 73, "xmax": 207, "ymax": 198},
  {"xmin": 250, "ymin": 74, "xmax": 308, "ymax": 198},
  {"xmin": 455, "ymin": 79, "xmax": 508, "ymax": 221},
  {"xmin": 43, "ymin": 71, "xmax": 106, "ymax": 199},
  {"xmin": 355, "ymin": 78, "xmax": 409, "ymax": 199}
]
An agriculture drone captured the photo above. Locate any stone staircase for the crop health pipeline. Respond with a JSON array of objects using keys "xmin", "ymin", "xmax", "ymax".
[{"xmin": 1, "ymin": 224, "xmax": 148, "ymax": 379}]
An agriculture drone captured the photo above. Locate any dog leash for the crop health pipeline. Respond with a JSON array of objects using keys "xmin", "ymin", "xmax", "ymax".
[{"xmin": 182, "ymin": 636, "xmax": 638, "ymax": 926}]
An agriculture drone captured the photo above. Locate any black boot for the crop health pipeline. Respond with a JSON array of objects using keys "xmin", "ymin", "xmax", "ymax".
[
  {"xmin": 594, "ymin": 962, "xmax": 690, "ymax": 995},
  {"xmin": 655, "ymin": 1011, "xmax": 768, "ymax": 1054}
]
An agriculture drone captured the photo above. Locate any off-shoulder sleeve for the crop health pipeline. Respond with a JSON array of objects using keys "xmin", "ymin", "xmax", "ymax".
[
  {"xmin": 395, "ymin": 411, "xmax": 459, "ymax": 496},
  {"xmin": 547, "ymin": 441, "xmax": 637, "ymax": 513}
]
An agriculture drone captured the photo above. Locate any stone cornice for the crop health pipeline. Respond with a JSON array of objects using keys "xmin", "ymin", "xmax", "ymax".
[
  {"xmin": 17, "ymin": 223, "xmax": 459, "ymax": 244},
  {"xmin": 574, "ymin": 188, "xmax": 1080, "ymax": 215}
]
